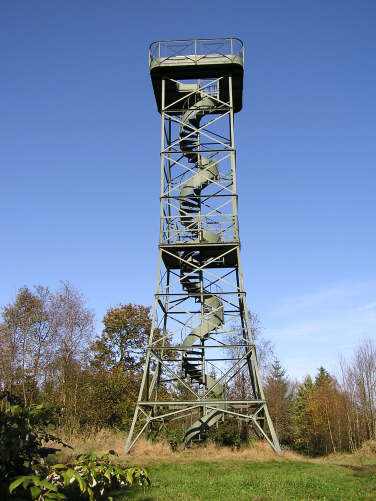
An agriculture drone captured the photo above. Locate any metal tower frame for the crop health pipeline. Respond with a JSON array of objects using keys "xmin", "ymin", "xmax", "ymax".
[{"xmin": 125, "ymin": 38, "xmax": 281, "ymax": 454}]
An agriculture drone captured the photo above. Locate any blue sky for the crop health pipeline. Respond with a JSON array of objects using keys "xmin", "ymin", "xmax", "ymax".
[{"xmin": 1, "ymin": 1, "xmax": 375, "ymax": 380}]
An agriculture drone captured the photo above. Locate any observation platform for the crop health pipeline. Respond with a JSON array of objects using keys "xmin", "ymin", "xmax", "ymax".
[
  {"xmin": 160, "ymin": 242, "xmax": 239, "ymax": 269},
  {"xmin": 149, "ymin": 38, "xmax": 244, "ymax": 113}
]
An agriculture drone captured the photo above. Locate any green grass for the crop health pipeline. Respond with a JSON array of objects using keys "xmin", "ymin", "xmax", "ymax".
[{"xmin": 122, "ymin": 459, "xmax": 376, "ymax": 501}]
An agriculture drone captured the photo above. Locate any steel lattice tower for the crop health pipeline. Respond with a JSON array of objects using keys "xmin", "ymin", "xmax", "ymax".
[{"xmin": 125, "ymin": 38, "xmax": 281, "ymax": 454}]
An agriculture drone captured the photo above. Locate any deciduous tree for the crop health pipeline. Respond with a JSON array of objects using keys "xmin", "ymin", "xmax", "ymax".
[
  {"xmin": 0, "ymin": 286, "xmax": 52, "ymax": 407},
  {"xmin": 88, "ymin": 303, "xmax": 153, "ymax": 429}
]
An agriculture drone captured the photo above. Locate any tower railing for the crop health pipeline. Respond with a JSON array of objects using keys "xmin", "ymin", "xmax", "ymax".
[{"xmin": 149, "ymin": 38, "xmax": 244, "ymax": 68}]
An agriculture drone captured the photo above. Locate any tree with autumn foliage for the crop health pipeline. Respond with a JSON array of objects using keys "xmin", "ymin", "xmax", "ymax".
[
  {"xmin": 1, "ymin": 282, "xmax": 375, "ymax": 456},
  {"xmin": 91, "ymin": 303, "xmax": 152, "ymax": 372},
  {"xmin": 293, "ymin": 367, "xmax": 354, "ymax": 455},
  {"xmin": 88, "ymin": 304, "xmax": 152, "ymax": 429},
  {"xmin": 0, "ymin": 283, "xmax": 95, "ymax": 420},
  {"xmin": 0, "ymin": 286, "xmax": 51, "ymax": 408}
]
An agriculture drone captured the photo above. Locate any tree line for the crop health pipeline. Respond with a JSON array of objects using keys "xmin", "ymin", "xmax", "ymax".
[
  {"xmin": 262, "ymin": 340, "xmax": 376, "ymax": 455},
  {"xmin": 0, "ymin": 282, "xmax": 148, "ymax": 433},
  {"xmin": 0, "ymin": 282, "xmax": 375, "ymax": 456}
]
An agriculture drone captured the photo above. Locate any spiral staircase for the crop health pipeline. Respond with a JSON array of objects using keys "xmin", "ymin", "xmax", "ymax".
[{"xmin": 178, "ymin": 94, "xmax": 226, "ymax": 444}]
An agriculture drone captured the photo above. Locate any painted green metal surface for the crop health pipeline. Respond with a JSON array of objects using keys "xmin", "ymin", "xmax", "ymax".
[{"xmin": 124, "ymin": 38, "xmax": 281, "ymax": 454}]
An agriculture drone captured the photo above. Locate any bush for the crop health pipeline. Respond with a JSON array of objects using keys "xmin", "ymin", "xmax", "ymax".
[
  {"xmin": 9, "ymin": 451, "xmax": 150, "ymax": 500},
  {"xmin": 0, "ymin": 391, "xmax": 69, "ymax": 484},
  {"xmin": 0, "ymin": 392, "xmax": 150, "ymax": 500},
  {"xmin": 207, "ymin": 420, "xmax": 241, "ymax": 449}
]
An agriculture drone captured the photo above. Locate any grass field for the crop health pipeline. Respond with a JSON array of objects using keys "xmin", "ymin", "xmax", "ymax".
[
  {"xmin": 54, "ymin": 430, "xmax": 376, "ymax": 501},
  {"xmin": 122, "ymin": 459, "xmax": 376, "ymax": 501}
]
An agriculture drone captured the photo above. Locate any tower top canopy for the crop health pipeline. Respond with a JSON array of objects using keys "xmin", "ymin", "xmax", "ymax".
[{"xmin": 149, "ymin": 38, "xmax": 244, "ymax": 113}]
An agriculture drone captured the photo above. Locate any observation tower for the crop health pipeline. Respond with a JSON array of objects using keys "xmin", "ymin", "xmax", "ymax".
[{"xmin": 125, "ymin": 38, "xmax": 280, "ymax": 453}]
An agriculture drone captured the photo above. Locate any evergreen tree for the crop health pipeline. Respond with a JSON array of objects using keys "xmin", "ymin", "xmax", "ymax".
[
  {"xmin": 315, "ymin": 366, "xmax": 331, "ymax": 386},
  {"xmin": 293, "ymin": 375, "xmax": 314, "ymax": 454},
  {"xmin": 264, "ymin": 359, "xmax": 294, "ymax": 445}
]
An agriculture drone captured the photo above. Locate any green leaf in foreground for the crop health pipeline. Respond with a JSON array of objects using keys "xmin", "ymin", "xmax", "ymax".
[{"xmin": 9, "ymin": 451, "xmax": 150, "ymax": 500}]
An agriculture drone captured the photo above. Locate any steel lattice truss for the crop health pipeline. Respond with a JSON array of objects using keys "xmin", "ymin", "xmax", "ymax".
[{"xmin": 125, "ymin": 39, "xmax": 281, "ymax": 454}]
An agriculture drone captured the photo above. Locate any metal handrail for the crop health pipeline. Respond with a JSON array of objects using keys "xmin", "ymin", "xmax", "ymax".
[{"xmin": 149, "ymin": 38, "xmax": 244, "ymax": 67}]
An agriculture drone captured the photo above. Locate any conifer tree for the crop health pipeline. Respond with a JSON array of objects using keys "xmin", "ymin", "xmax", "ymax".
[
  {"xmin": 264, "ymin": 359, "xmax": 294, "ymax": 445},
  {"xmin": 293, "ymin": 375, "xmax": 314, "ymax": 454}
]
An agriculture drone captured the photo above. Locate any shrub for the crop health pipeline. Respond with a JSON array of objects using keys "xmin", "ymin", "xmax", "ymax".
[
  {"xmin": 9, "ymin": 451, "xmax": 150, "ymax": 500},
  {"xmin": 0, "ymin": 392, "xmax": 150, "ymax": 500},
  {"xmin": 0, "ymin": 391, "xmax": 69, "ymax": 484},
  {"xmin": 207, "ymin": 420, "xmax": 241, "ymax": 449}
]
